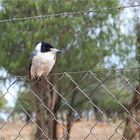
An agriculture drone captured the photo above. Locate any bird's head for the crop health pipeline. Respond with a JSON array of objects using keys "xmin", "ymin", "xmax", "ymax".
[{"xmin": 35, "ymin": 41, "xmax": 62, "ymax": 53}]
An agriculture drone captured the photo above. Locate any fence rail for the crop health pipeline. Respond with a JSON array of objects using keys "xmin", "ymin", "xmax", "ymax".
[{"xmin": 0, "ymin": 68, "xmax": 140, "ymax": 140}]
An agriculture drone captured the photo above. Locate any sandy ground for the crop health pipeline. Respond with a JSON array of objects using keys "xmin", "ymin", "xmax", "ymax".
[{"xmin": 0, "ymin": 120, "xmax": 124, "ymax": 140}]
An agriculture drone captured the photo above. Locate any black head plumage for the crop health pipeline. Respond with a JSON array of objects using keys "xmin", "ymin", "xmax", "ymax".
[{"xmin": 40, "ymin": 41, "xmax": 54, "ymax": 53}]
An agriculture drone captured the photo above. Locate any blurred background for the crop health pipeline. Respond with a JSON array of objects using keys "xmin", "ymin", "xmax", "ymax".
[{"xmin": 0, "ymin": 0, "xmax": 140, "ymax": 139}]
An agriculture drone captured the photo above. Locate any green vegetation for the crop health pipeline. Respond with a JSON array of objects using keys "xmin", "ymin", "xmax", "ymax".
[
  {"xmin": 0, "ymin": 0, "xmax": 138, "ymax": 139},
  {"xmin": 0, "ymin": 91, "xmax": 7, "ymax": 108}
]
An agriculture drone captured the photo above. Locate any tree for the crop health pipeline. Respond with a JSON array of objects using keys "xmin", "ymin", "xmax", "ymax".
[
  {"xmin": 0, "ymin": 91, "xmax": 7, "ymax": 108},
  {"xmin": 15, "ymin": 90, "xmax": 35, "ymax": 122},
  {"xmin": 123, "ymin": 21, "xmax": 140, "ymax": 140}
]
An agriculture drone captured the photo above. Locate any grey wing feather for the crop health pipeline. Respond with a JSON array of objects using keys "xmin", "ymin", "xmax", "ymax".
[
  {"xmin": 29, "ymin": 50, "xmax": 37, "ymax": 61},
  {"xmin": 29, "ymin": 50, "xmax": 38, "ymax": 78}
]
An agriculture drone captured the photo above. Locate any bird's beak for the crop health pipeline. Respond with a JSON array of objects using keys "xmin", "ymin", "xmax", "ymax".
[{"xmin": 50, "ymin": 48, "xmax": 62, "ymax": 53}]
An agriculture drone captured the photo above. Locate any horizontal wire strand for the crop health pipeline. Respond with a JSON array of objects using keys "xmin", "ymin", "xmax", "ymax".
[{"xmin": 0, "ymin": 4, "xmax": 139, "ymax": 23}]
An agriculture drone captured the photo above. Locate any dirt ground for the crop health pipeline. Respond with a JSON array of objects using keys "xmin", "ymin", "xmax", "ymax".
[{"xmin": 0, "ymin": 120, "xmax": 124, "ymax": 140}]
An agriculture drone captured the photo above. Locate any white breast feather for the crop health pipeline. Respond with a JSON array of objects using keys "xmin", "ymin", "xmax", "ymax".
[{"xmin": 31, "ymin": 52, "xmax": 56, "ymax": 78}]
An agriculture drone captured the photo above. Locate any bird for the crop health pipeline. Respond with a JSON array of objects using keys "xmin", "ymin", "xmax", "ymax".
[{"xmin": 29, "ymin": 41, "xmax": 62, "ymax": 80}]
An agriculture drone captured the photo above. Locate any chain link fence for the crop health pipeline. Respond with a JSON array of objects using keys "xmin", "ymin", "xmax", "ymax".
[{"xmin": 0, "ymin": 68, "xmax": 140, "ymax": 140}]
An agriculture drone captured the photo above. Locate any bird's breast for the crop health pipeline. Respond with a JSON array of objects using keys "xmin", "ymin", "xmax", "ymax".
[
  {"xmin": 30, "ymin": 52, "xmax": 57, "ymax": 77},
  {"xmin": 33, "ymin": 52, "xmax": 56, "ymax": 64}
]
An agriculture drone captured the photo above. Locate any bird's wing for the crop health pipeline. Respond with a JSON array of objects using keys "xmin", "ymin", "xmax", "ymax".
[
  {"xmin": 29, "ymin": 50, "xmax": 38, "ymax": 61},
  {"xmin": 29, "ymin": 50, "xmax": 38, "ymax": 78}
]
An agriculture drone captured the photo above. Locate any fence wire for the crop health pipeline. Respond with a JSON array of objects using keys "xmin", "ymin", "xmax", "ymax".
[
  {"xmin": 0, "ymin": 68, "xmax": 140, "ymax": 140},
  {"xmin": 0, "ymin": 4, "xmax": 139, "ymax": 23}
]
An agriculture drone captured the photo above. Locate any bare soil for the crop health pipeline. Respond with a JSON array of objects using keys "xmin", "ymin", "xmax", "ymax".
[{"xmin": 0, "ymin": 120, "xmax": 124, "ymax": 140}]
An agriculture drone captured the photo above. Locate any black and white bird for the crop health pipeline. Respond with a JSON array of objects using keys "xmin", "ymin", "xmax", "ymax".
[{"xmin": 29, "ymin": 41, "xmax": 62, "ymax": 79}]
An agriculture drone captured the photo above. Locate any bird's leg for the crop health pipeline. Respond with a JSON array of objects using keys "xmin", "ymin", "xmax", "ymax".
[
  {"xmin": 38, "ymin": 75, "xmax": 43, "ymax": 82},
  {"xmin": 44, "ymin": 76, "xmax": 49, "ymax": 81},
  {"xmin": 32, "ymin": 76, "xmax": 43, "ymax": 82},
  {"xmin": 32, "ymin": 76, "xmax": 40, "ymax": 82}
]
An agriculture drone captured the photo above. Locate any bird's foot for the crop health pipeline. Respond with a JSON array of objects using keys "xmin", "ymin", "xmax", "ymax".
[{"xmin": 31, "ymin": 76, "xmax": 42, "ymax": 82}]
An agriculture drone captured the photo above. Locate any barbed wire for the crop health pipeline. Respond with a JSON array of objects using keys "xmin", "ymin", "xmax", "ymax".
[{"xmin": 0, "ymin": 4, "xmax": 140, "ymax": 23}]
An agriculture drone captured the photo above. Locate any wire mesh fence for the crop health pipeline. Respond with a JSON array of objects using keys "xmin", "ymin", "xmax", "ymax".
[{"xmin": 0, "ymin": 68, "xmax": 140, "ymax": 140}]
